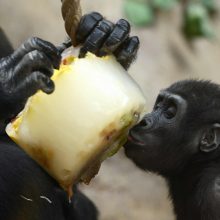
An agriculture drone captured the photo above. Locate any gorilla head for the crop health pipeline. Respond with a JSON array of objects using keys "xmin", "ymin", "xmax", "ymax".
[
  {"xmin": 125, "ymin": 80, "xmax": 220, "ymax": 220},
  {"xmin": 125, "ymin": 80, "xmax": 220, "ymax": 176}
]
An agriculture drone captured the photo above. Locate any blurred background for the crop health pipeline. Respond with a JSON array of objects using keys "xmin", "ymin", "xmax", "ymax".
[{"xmin": 1, "ymin": 0, "xmax": 220, "ymax": 219}]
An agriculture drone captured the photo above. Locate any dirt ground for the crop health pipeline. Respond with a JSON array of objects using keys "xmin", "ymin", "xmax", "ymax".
[{"xmin": 1, "ymin": 0, "xmax": 220, "ymax": 219}]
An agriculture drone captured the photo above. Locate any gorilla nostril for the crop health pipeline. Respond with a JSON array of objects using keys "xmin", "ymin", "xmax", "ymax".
[
  {"xmin": 139, "ymin": 119, "xmax": 147, "ymax": 127},
  {"xmin": 139, "ymin": 118, "xmax": 152, "ymax": 129}
]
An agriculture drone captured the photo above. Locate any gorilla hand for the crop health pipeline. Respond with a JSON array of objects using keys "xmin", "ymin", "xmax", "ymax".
[
  {"xmin": 76, "ymin": 12, "xmax": 140, "ymax": 70},
  {"xmin": 0, "ymin": 37, "xmax": 61, "ymax": 125},
  {"xmin": 0, "ymin": 13, "xmax": 139, "ymax": 128}
]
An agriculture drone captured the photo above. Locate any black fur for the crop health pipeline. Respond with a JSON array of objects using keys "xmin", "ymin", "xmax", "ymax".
[{"xmin": 125, "ymin": 79, "xmax": 220, "ymax": 220}]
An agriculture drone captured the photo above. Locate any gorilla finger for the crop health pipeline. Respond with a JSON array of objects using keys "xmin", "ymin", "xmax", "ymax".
[
  {"xmin": 56, "ymin": 38, "xmax": 72, "ymax": 54},
  {"xmin": 13, "ymin": 50, "xmax": 54, "ymax": 82},
  {"xmin": 76, "ymin": 12, "xmax": 103, "ymax": 45},
  {"xmin": 79, "ymin": 19, "xmax": 114, "ymax": 58},
  {"xmin": 99, "ymin": 19, "xmax": 130, "ymax": 55},
  {"xmin": 15, "ymin": 72, "xmax": 55, "ymax": 99},
  {"xmin": 114, "ymin": 36, "xmax": 140, "ymax": 70},
  {"xmin": 12, "ymin": 37, "xmax": 61, "ymax": 69}
]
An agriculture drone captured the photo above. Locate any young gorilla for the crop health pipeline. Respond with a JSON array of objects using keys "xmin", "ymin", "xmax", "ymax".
[
  {"xmin": 0, "ymin": 12, "xmax": 139, "ymax": 220},
  {"xmin": 125, "ymin": 80, "xmax": 220, "ymax": 220}
]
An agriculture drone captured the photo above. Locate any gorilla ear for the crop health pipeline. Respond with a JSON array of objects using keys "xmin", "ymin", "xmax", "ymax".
[{"xmin": 200, "ymin": 124, "xmax": 220, "ymax": 153}]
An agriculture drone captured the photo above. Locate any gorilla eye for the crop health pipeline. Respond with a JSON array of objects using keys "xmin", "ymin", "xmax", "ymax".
[{"xmin": 164, "ymin": 106, "xmax": 177, "ymax": 119}]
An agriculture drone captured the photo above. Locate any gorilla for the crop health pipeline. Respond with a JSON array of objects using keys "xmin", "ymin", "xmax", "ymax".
[
  {"xmin": 125, "ymin": 80, "xmax": 220, "ymax": 220},
  {"xmin": 0, "ymin": 12, "xmax": 139, "ymax": 220}
]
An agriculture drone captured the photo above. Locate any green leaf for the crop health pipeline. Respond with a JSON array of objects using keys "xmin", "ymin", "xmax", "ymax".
[
  {"xmin": 123, "ymin": 1, "xmax": 154, "ymax": 27},
  {"xmin": 151, "ymin": 0, "xmax": 178, "ymax": 10},
  {"xmin": 202, "ymin": 0, "xmax": 218, "ymax": 14},
  {"xmin": 182, "ymin": 3, "xmax": 214, "ymax": 39}
]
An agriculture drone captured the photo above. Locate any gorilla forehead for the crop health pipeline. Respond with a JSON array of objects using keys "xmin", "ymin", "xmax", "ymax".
[
  {"xmin": 167, "ymin": 80, "xmax": 220, "ymax": 99},
  {"xmin": 166, "ymin": 80, "xmax": 220, "ymax": 108}
]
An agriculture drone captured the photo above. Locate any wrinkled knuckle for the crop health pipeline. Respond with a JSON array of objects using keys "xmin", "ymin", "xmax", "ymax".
[
  {"xmin": 77, "ymin": 12, "xmax": 104, "ymax": 44},
  {"xmin": 28, "ymin": 50, "xmax": 42, "ymax": 61},
  {"xmin": 32, "ymin": 37, "xmax": 42, "ymax": 43},
  {"xmin": 35, "ymin": 72, "xmax": 44, "ymax": 81},
  {"xmin": 87, "ymin": 12, "xmax": 103, "ymax": 21},
  {"xmin": 108, "ymin": 29, "xmax": 127, "ymax": 45},
  {"xmin": 27, "ymin": 37, "xmax": 38, "ymax": 45},
  {"xmin": 80, "ymin": 12, "xmax": 103, "ymax": 28},
  {"xmin": 31, "ymin": 72, "xmax": 45, "ymax": 84},
  {"xmin": 98, "ymin": 20, "xmax": 114, "ymax": 33}
]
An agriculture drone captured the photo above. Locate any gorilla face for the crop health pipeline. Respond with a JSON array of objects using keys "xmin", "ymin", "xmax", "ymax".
[{"xmin": 124, "ymin": 89, "xmax": 204, "ymax": 176}]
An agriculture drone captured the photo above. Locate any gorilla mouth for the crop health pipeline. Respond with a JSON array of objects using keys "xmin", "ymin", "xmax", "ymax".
[{"xmin": 127, "ymin": 130, "xmax": 145, "ymax": 146}]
